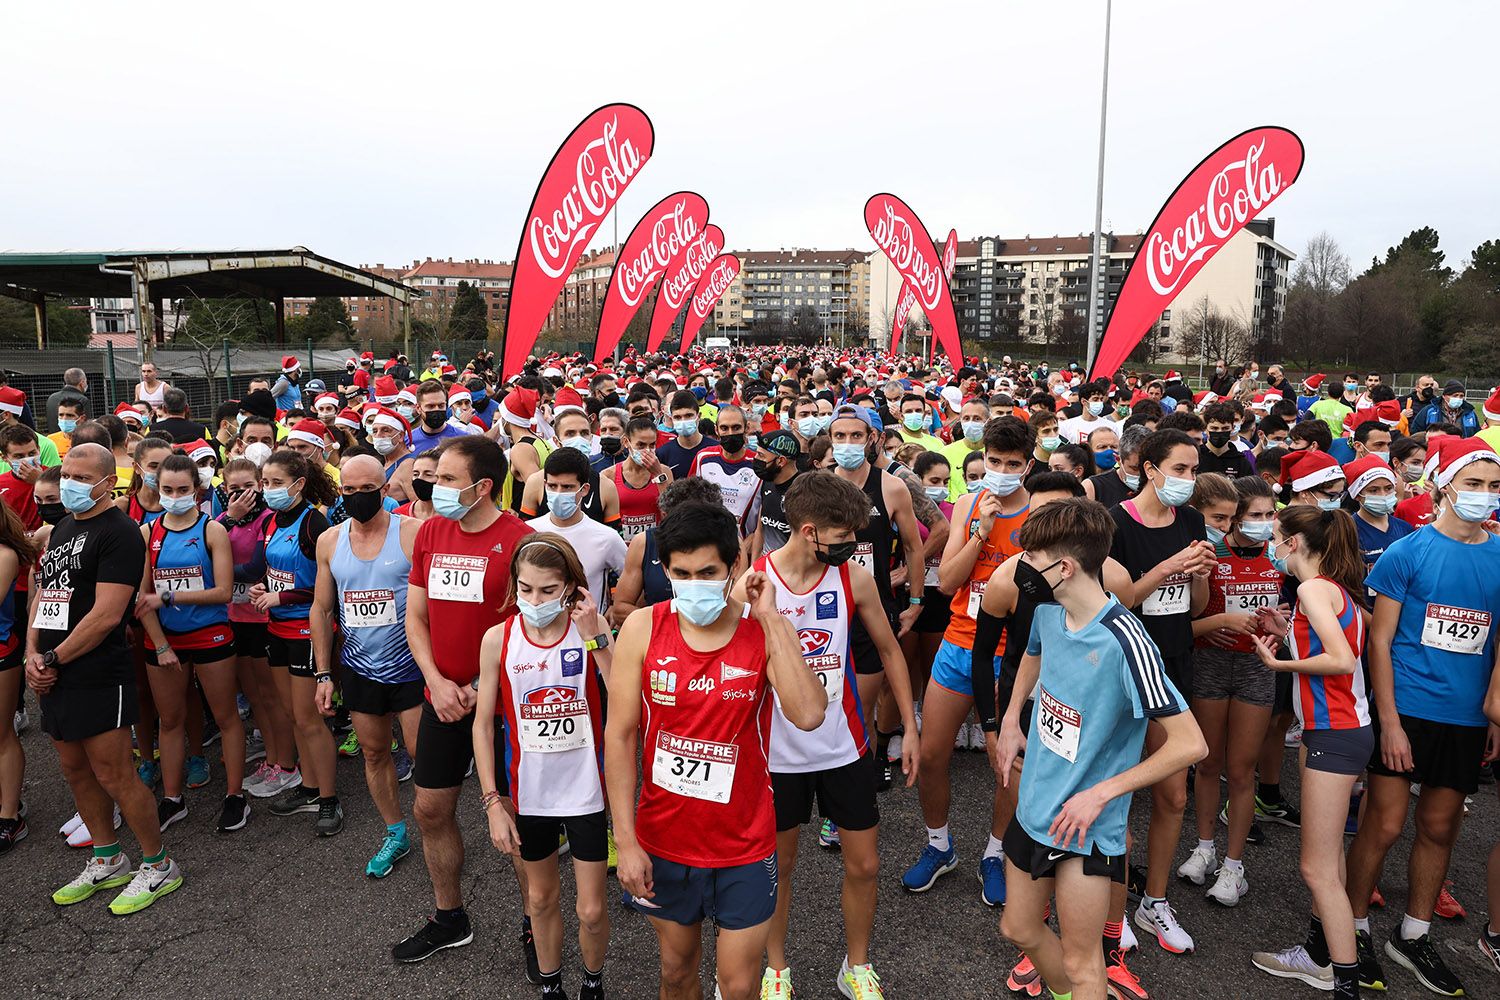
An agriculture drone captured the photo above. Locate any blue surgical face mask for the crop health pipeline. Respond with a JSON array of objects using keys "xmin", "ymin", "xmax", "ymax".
[
  {"xmin": 59, "ymin": 476, "xmax": 103, "ymax": 514},
  {"xmin": 1153, "ymin": 472, "xmax": 1195, "ymax": 507},
  {"xmin": 1124, "ymin": 472, "xmax": 1141, "ymax": 491},
  {"xmin": 160, "ymin": 494, "xmax": 199, "ymax": 516},
  {"xmin": 1088, "ymin": 401, "xmax": 1105, "ymax": 417},
  {"xmin": 517, "ymin": 596, "xmax": 565, "ymax": 630},
  {"xmin": 797, "ymin": 417, "xmax": 821, "ymax": 438},
  {"xmin": 547, "ymin": 489, "xmax": 580, "ymax": 520},
  {"xmin": 1094, "ymin": 448, "xmax": 1117, "ymax": 471},
  {"xmin": 815, "ymin": 414, "xmax": 833, "ymax": 433},
  {"xmin": 1040, "ymin": 435, "xmax": 1060, "ymax": 453},
  {"xmin": 672, "ymin": 578, "xmax": 729, "ymax": 627},
  {"xmin": 562, "ymin": 436, "xmax": 592, "ymax": 455},
  {"xmin": 1316, "ymin": 497, "xmax": 1343, "ymax": 512},
  {"xmin": 1240, "ymin": 519, "xmax": 1275, "ymax": 543},
  {"xmin": 673, "ymin": 419, "xmax": 698, "ymax": 437},
  {"xmin": 431, "ymin": 482, "xmax": 480, "ymax": 520},
  {"xmin": 966, "ymin": 479, "xmax": 984, "ymax": 494},
  {"xmin": 1361, "ymin": 494, "xmax": 1398, "ymax": 516},
  {"xmin": 629, "ymin": 449, "xmax": 650, "ymax": 466},
  {"xmin": 1205, "ymin": 525, "xmax": 1226, "ymax": 546},
  {"xmin": 59, "ymin": 418, "xmax": 77, "ymax": 434},
  {"xmin": 142, "ymin": 471, "xmax": 158, "ymax": 491},
  {"xmin": 903, "ymin": 413, "xmax": 925, "ymax": 432},
  {"xmin": 1449, "ymin": 488, "xmax": 1500, "ymax": 522},
  {"xmin": 925, "ymin": 485, "xmax": 948, "ymax": 502},
  {"xmin": 983, "ymin": 469, "xmax": 1023, "ymax": 497},
  {"xmin": 746, "ymin": 434, "xmax": 758, "ymax": 453},
  {"xmin": 832, "ymin": 443, "xmax": 866, "ymax": 470},
  {"xmin": 961, "ymin": 420, "xmax": 984, "ymax": 443},
  {"xmin": 1268, "ymin": 539, "xmax": 1291, "ymax": 575},
  {"xmin": 264, "ymin": 485, "xmax": 300, "ymax": 511},
  {"xmin": 1344, "ymin": 382, "xmax": 1360, "ymax": 394}
]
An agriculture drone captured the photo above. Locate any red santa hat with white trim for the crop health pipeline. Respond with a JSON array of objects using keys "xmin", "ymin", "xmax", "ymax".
[
  {"xmin": 552, "ymin": 387, "xmax": 585, "ymax": 418},
  {"xmin": 0, "ymin": 386, "xmax": 25, "ymax": 417},
  {"xmin": 288, "ymin": 418, "xmax": 330, "ymax": 453},
  {"xmin": 448, "ymin": 384, "xmax": 472, "ymax": 406},
  {"xmin": 114, "ymin": 401, "xmax": 145, "ymax": 426},
  {"xmin": 1433, "ymin": 435, "xmax": 1500, "ymax": 489},
  {"xmin": 395, "ymin": 386, "xmax": 418, "ymax": 408},
  {"xmin": 1483, "ymin": 388, "xmax": 1500, "ymax": 423},
  {"xmin": 1341, "ymin": 455, "xmax": 1395, "ymax": 498},
  {"xmin": 312, "ymin": 392, "xmax": 340, "ymax": 412},
  {"xmin": 180, "ymin": 439, "xmax": 215, "ymax": 464},
  {"xmin": 367, "ymin": 405, "xmax": 410, "ymax": 436},
  {"xmin": 280, "ymin": 355, "xmax": 300, "ymax": 374},
  {"xmin": 334, "ymin": 408, "xmax": 362, "ymax": 431},
  {"xmin": 1277, "ymin": 449, "xmax": 1343, "ymax": 495},
  {"xmin": 499, "ymin": 387, "xmax": 539, "ymax": 430},
  {"xmin": 373, "ymin": 375, "xmax": 399, "ymax": 405}
]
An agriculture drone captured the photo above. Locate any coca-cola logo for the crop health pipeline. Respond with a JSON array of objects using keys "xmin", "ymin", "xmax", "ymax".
[
  {"xmin": 661, "ymin": 231, "xmax": 722, "ymax": 310},
  {"xmin": 692, "ymin": 258, "xmax": 737, "ymax": 316},
  {"xmin": 618, "ymin": 199, "xmax": 701, "ymax": 308},
  {"xmin": 528, "ymin": 115, "xmax": 647, "ymax": 280},
  {"xmin": 870, "ymin": 201, "xmax": 942, "ymax": 310}
]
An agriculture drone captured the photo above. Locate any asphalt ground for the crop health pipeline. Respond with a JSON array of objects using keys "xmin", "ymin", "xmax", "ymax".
[{"xmin": 5, "ymin": 694, "xmax": 1498, "ymax": 1000}]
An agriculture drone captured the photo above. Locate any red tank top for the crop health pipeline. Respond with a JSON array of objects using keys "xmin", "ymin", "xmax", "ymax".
[
  {"xmin": 1198, "ymin": 542, "xmax": 1282, "ymax": 654},
  {"xmin": 635, "ymin": 600, "xmax": 773, "ymax": 867},
  {"xmin": 612, "ymin": 462, "xmax": 661, "ymax": 541}
]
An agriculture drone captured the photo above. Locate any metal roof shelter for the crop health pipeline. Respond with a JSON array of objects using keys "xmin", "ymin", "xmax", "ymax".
[{"xmin": 0, "ymin": 248, "xmax": 417, "ymax": 357}]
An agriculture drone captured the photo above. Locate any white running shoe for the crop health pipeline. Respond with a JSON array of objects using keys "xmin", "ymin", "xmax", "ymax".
[
  {"xmin": 1251, "ymin": 943, "xmax": 1333, "ymax": 989},
  {"xmin": 1206, "ymin": 864, "xmax": 1249, "ymax": 906},
  {"xmin": 886, "ymin": 733, "xmax": 903, "ymax": 762},
  {"xmin": 59, "ymin": 812, "xmax": 84, "ymax": 838},
  {"xmin": 1119, "ymin": 918, "xmax": 1138, "ymax": 954},
  {"xmin": 1134, "ymin": 898, "xmax": 1195, "ymax": 954},
  {"xmin": 1177, "ymin": 845, "xmax": 1218, "ymax": 886},
  {"xmin": 1283, "ymin": 719, "xmax": 1304, "ymax": 748},
  {"xmin": 13, "ymin": 707, "xmax": 28, "ymax": 733},
  {"xmin": 65, "ymin": 806, "xmax": 122, "ymax": 848},
  {"xmin": 967, "ymin": 723, "xmax": 987, "ymax": 751},
  {"xmin": 954, "ymin": 722, "xmax": 969, "ymax": 751}
]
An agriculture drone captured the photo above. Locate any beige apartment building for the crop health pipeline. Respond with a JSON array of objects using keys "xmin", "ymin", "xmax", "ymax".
[{"xmin": 713, "ymin": 249, "xmax": 870, "ymax": 344}]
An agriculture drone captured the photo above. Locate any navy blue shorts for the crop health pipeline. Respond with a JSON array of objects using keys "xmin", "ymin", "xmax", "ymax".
[{"xmin": 622, "ymin": 851, "xmax": 778, "ymax": 930}]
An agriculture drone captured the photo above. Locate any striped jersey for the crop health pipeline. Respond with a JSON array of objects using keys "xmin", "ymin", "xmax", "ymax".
[{"xmin": 1288, "ymin": 579, "xmax": 1369, "ymax": 730}]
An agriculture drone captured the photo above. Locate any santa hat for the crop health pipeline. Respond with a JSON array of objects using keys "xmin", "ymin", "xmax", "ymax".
[
  {"xmin": 373, "ymin": 376, "xmax": 398, "ymax": 405},
  {"xmin": 360, "ymin": 351, "xmax": 374, "ymax": 363},
  {"xmin": 288, "ymin": 418, "xmax": 330, "ymax": 452},
  {"xmin": 179, "ymin": 439, "xmax": 215, "ymax": 464},
  {"xmin": 1163, "ymin": 370, "xmax": 1182, "ymax": 382},
  {"xmin": 448, "ymin": 384, "xmax": 472, "ymax": 406},
  {"xmin": 114, "ymin": 402, "xmax": 145, "ymax": 425},
  {"xmin": 499, "ymin": 388, "xmax": 539, "ymax": 430},
  {"xmin": 334, "ymin": 408, "xmax": 362, "ymax": 431},
  {"xmin": 440, "ymin": 364, "xmax": 458, "ymax": 378},
  {"xmin": 1193, "ymin": 390, "xmax": 1218, "ymax": 410},
  {"xmin": 1483, "ymin": 388, "xmax": 1500, "ymax": 423},
  {"xmin": 0, "ymin": 386, "xmax": 25, "ymax": 417},
  {"xmin": 312, "ymin": 392, "xmax": 340, "ymax": 411},
  {"xmin": 368, "ymin": 405, "xmax": 410, "ymax": 435},
  {"xmin": 553, "ymin": 387, "xmax": 585, "ymax": 418},
  {"xmin": 1250, "ymin": 392, "xmax": 1272, "ymax": 413},
  {"xmin": 395, "ymin": 387, "xmax": 418, "ymax": 408},
  {"xmin": 1433, "ymin": 436, "xmax": 1500, "ymax": 489},
  {"xmin": 281, "ymin": 355, "xmax": 300, "ymax": 374},
  {"xmin": 1303, "ymin": 373, "xmax": 1327, "ymax": 393},
  {"xmin": 1342, "ymin": 456, "xmax": 1396, "ymax": 498},
  {"xmin": 1373, "ymin": 399, "xmax": 1402, "ymax": 427},
  {"xmin": 1278, "ymin": 450, "xmax": 1343, "ymax": 495}
]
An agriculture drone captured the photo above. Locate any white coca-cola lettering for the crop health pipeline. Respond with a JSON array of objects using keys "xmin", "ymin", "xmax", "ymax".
[
  {"xmin": 1144, "ymin": 138, "xmax": 1283, "ymax": 297},
  {"xmin": 871, "ymin": 202, "xmax": 942, "ymax": 309},
  {"xmin": 692, "ymin": 259, "xmax": 737, "ymax": 317},
  {"xmin": 618, "ymin": 200, "xmax": 699, "ymax": 308},
  {"xmin": 661, "ymin": 233, "xmax": 722, "ymax": 310},
  {"xmin": 528, "ymin": 115, "xmax": 647, "ymax": 280}
]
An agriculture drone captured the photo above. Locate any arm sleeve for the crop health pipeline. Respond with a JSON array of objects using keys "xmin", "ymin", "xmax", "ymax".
[{"xmin": 972, "ymin": 608, "xmax": 1008, "ymax": 731}]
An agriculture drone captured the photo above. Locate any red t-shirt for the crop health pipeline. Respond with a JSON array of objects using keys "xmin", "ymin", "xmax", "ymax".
[
  {"xmin": 409, "ymin": 510, "xmax": 533, "ymax": 691},
  {"xmin": 0, "ymin": 473, "xmax": 40, "ymax": 531},
  {"xmin": 1394, "ymin": 494, "xmax": 1432, "ymax": 529}
]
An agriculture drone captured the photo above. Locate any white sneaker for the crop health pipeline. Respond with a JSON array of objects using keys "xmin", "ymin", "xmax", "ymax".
[
  {"xmin": 1206, "ymin": 864, "xmax": 1249, "ymax": 906},
  {"xmin": 59, "ymin": 812, "xmax": 84, "ymax": 838},
  {"xmin": 954, "ymin": 722, "xmax": 970, "ymax": 751},
  {"xmin": 247, "ymin": 764, "xmax": 301, "ymax": 799},
  {"xmin": 1134, "ymin": 898, "xmax": 1195, "ymax": 953},
  {"xmin": 967, "ymin": 723, "xmax": 987, "ymax": 751},
  {"xmin": 1251, "ymin": 943, "xmax": 1333, "ymax": 989},
  {"xmin": 886, "ymin": 733, "xmax": 903, "ymax": 762},
  {"xmin": 1283, "ymin": 719, "xmax": 1304, "ymax": 748},
  {"xmin": 13, "ymin": 707, "xmax": 28, "ymax": 733},
  {"xmin": 1119, "ymin": 918, "xmax": 1138, "ymax": 954},
  {"xmin": 243, "ymin": 761, "xmax": 273, "ymax": 793},
  {"xmin": 65, "ymin": 806, "xmax": 122, "ymax": 848},
  {"xmin": 1177, "ymin": 844, "xmax": 1218, "ymax": 886}
]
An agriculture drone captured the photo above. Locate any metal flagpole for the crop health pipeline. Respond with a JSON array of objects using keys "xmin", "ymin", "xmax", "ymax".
[
  {"xmin": 612, "ymin": 204, "xmax": 621, "ymax": 364},
  {"xmin": 1084, "ymin": 0, "xmax": 1112, "ymax": 375}
]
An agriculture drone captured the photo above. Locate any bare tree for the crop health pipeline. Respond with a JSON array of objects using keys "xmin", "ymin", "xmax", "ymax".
[
  {"xmin": 1175, "ymin": 297, "xmax": 1252, "ymax": 366},
  {"xmin": 1294, "ymin": 232, "xmax": 1352, "ymax": 296}
]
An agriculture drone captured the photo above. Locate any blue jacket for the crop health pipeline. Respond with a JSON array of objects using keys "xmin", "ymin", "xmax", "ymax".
[{"xmin": 1412, "ymin": 399, "xmax": 1479, "ymax": 436}]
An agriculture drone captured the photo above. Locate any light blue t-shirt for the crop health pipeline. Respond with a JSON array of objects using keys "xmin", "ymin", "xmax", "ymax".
[
  {"xmin": 1365, "ymin": 527, "xmax": 1500, "ymax": 727},
  {"xmin": 1017, "ymin": 598, "xmax": 1186, "ymax": 858}
]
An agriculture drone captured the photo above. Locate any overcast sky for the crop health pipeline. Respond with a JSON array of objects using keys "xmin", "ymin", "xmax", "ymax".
[{"xmin": 3, "ymin": 1, "xmax": 1496, "ymax": 275}]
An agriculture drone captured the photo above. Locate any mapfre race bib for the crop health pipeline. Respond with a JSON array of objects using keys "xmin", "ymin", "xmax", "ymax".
[
  {"xmin": 851, "ymin": 541, "xmax": 874, "ymax": 573},
  {"xmin": 651, "ymin": 731, "xmax": 737, "ymax": 803},
  {"xmin": 342, "ymin": 588, "xmax": 397, "ymax": 628},
  {"xmin": 265, "ymin": 567, "xmax": 295, "ymax": 594},
  {"xmin": 428, "ymin": 554, "xmax": 487, "ymax": 603},
  {"xmin": 1036, "ymin": 686, "xmax": 1082, "ymax": 763},
  {"xmin": 1421, "ymin": 603, "xmax": 1492, "ymax": 655},
  {"xmin": 231, "ymin": 582, "xmax": 251, "ymax": 605},
  {"xmin": 1142, "ymin": 574, "xmax": 1190, "ymax": 616},
  {"xmin": 967, "ymin": 579, "xmax": 987, "ymax": 618},
  {"xmin": 153, "ymin": 566, "xmax": 204, "ymax": 598},
  {"xmin": 33, "ymin": 588, "xmax": 70, "ymax": 631},
  {"xmin": 1223, "ymin": 583, "xmax": 1277, "ymax": 617},
  {"xmin": 517, "ymin": 698, "xmax": 592, "ymax": 754}
]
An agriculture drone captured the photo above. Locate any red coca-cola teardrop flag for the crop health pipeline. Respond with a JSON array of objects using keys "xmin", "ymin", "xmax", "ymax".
[
  {"xmin": 593, "ymin": 192, "xmax": 710, "ymax": 364},
  {"xmin": 865, "ymin": 195, "xmax": 961, "ymax": 364},
  {"xmin": 1088, "ymin": 126, "xmax": 1304, "ymax": 381},
  {"xmin": 501, "ymin": 103, "xmax": 654, "ymax": 379},
  {"xmin": 645, "ymin": 224, "xmax": 724, "ymax": 353},
  {"xmin": 891, "ymin": 228, "xmax": 958, "ymax": 355},
  {"xmin": 679, "ymin": 253, "xmax": 741, "ymax": 355}
]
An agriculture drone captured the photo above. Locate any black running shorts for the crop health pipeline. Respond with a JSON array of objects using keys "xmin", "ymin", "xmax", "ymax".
[{"xmin": 771, "ymin": 755, "xmax": 880, "ymax": 833}]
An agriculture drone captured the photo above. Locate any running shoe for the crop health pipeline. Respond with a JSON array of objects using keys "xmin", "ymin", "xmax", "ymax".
[
  {"xmin": 0, "ymin": 817, "xmax": 26, "ymax": 854},
  {"xmin": 954, "ymin": 722, "xmax": 969, "ymax": 751},
  {"xmin": 1385, "ymin": 931, "xmax": 1465, "ymax": 996},
  {"xmin": 1205, "ymin": 865, "xmax": 1248, "ymax": 907},
  {"xmin": 559, "ymin": 832, "xmax": 571, "ymax": 857},
  {"xmin": 520, "ymin": 922, "xmax": 542, "ymax": 984},
  {"xmin": 1006, "ymin": 955, "xmax": 1040, "ymax": 996},
  {"xmin": 65, "ymin": 807, "xmax": 122, "ymax": 848},
  {"xmin": 1254, "ymin": 795, "xmax": 1301, "ymax": 828},
  {"xmin": 886, "ymin": 732, "xmax": 903, "ymax": 763},
  {"xmin": 760, "ymin": 967, "xmax": 793, "ymax": 999},
  {"xmin": 580, "ymin": 969, "xmax": 604, "ymax": 1000},
  {"xmin": 819, "ymin": 819, "xmax": 841, "ymax": 850},
  {"xmin": 137, "ymin": 757, "xmax": 160, "ymax": 788},
  {"xmin": 1479, "ymin": 928, "xmax": 1500, "ymax": 974},
  {"xmin": 392, "ymin": 917, "xmax": 474, "ymax": 963},
  {"xmin": 108, "ymin": 858, "xmax": 183, "ymax": 915},
  {"xmin": 366, "ymin": 830, "xmax": 410, "ymax": 879},
  {"xmin": 1176, "ymin": 844, "xmax": 1217, "ymax": 886},
  {"xmin": 1357, "ymin": 929, "xmax": 1386, "ymax": 991},
  {"xmin": 244, "ymin": 730, "xmax": 266, "ymax": 763},
  {"xmin": 1284, "ymin": 719, "xmax": 1303, "ymax": 747},
  {"xmin": 202, "ymin": 714, "xmax": 221, "ymax": 747},
  {"xmin": 1217, "ymin": 801, "xmax": 1265, "ymax": 845},
  {"xmin": 217, "ymin": 795, "xmax": 250, "ymax": 833},
  {"xmin": 251, "ymin": 765, "xmax": 302, "ymax": 800},
  {"xmin": 967, "ymin": 724, "xmax": 987, "ymax": 752},
  {"xmin": 1436, "ymin": 880, "xmax": 1467, "ymax": 920},
  {"xmin": 52, "ymin": 853, "xmax": 132, "ymax": 905},
  {"xmin": 606, "ymin": 827, "xmax": 618, "ymax": 872},
  {"xmin": 185, "ymin": 755, "xmax": 210, "ymax": 789},
  {"xmin": 393, "ymin": 745, "xmax": 413, "ymax": 783},
  {"xmin": 315, "ymin": 799, "xmax": 344, "ymax": 837},
  {"xmin": 13, "ymin": 706, "xmax": 29, "ymax": 732},
  {"xmin": 837, "ymin": 959, "xmax": 883, "ymax": 999},
  {"xmin": 1120, "ymin": 919, "xmax": 1138, "ymax": 955},
  {"xmin": 1133, "ymin": 898, "xmax": 1195, "ymax": 954},
  {"xmin": 269, "ymin": 785, "xmax": 320, "ymax": 816},
  {"xmin": 156, "ymin": 796, "xmax": 188, "ymax": 831},
  {"xmin": 876, "ymin": 760, "xmax": 893, "ymax": 792},
  {"xmin": 236, "ymin": 693, "xmax": 251, "ymax": 720},
  {"xmin": 901, "ymin": 843, "xmax": 958, "ymax": 892},
  {"xmin": 242, "ymin": 761, "xmax": 273, "ymax": 795},
  {"xmin": 980, "ymin": 855, "xmax": 1006, "ymax": 907},
  {"xmin": 1106, "ymin": 950, "xmax": 1148, "ymax": 1000},
  {"xmin": 59, "ymin": 812, "xmax": 84, "ymax": 838},
  {"xmin": 1250, "ymin": 943, "xmax": 1333, "ymax": 989},
  {"xmin": 338, "ymin": 730, "xmax": 361, "ymax": 758}
]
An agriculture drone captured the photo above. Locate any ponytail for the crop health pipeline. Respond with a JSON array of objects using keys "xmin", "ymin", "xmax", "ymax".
[{"xmin": 1276, "ymin": 505, "xmax": 1367, "ymax": 609}]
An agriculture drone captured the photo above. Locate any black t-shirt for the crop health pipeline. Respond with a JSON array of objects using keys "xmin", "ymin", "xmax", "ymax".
[
  {"xmin": 151, "ymin": 416, "xmax": 206, "ymax": 443},
  {"xmin": 656, "ymin": 434, "xmax": 718, "ymax": 481},
  {"xmin": 757, "ymin": 472, "xmax": 801, "ymax": 556},
  {"xmin": 1108, "ymin": 501, "xmax": 1206, "ymax": 656},
  {"xmin": 1196, "ymin": 444, "xmax": 1255, "ymax": 480},
  {"xmin": 1087, "ymin": 469, "xmax": 1136, "ymax": 508},
  {"xmin": 34, "ymin": 506, "xmax": 146, "ymax": 687}
]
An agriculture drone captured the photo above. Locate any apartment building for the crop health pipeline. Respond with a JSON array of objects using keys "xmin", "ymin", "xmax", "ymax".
[{"xmin": 713, "ymin": 248, "xmax": 870, "ymax": 344}]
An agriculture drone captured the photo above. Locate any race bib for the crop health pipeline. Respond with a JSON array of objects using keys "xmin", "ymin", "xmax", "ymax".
[
  {"xmin": 1036, "ymin": 686, "xmax": 1081, "ymax": 763},
  {"xmin": 1142, "ymin": 574, "xmax": 1190, "ymax": 616},
  {"xmin": 967, "ymin": 579, "xmax": 987, "ymax": 618},
  {"xmin": 620, "ymin": 515, "xmax": 654, "ymax": 540},
  {"xmin": 153, "ymin": 566, "xmax": 204, "ymax": 599},
  {"xmin": 924, "ymin": 556, "xmax": 940, "ymax": 590},
  {"xmin": 1223, "ymin": 583, "xmax": 1277, "ymax": 617},
  {"xmin": 1421, "ymin": 603, "xmax": 1492, "ymax": 655},
  {"xmin": 428, "ymin": 554, "xmax": 487, "ymax": 603},
  {"xmin": 807, "ymin": 655, "xmax": 844, "ymax": 705},
  {"xmin": 851, "ymin": 541, "xmax": 874, "ymax": 573},
  {"xmin": 33, "ymin": 588, "xmax": 70, "ymax": 631},
  {"xmin": 265, "ymin": 567, "xmax": 295, "ymax": 594},
  {"xmin": 342, "ymin": 588, "xmax": 397, "ymax": 628},
  {"xmin": 517, "ymin": 697, "xmax": 592, "ymax": 754},
  {"xmin": 651, "ymin": 731, "xmax": 737, "ymax": 803},
  {"xmin": 231, "ymin": 582, "xmax": 251, "ymax": 605}
]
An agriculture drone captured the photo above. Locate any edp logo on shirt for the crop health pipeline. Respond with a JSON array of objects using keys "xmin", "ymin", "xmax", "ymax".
[{"xmin": 815, "ymin": 591, "xmax": 838, "ymax": 620}]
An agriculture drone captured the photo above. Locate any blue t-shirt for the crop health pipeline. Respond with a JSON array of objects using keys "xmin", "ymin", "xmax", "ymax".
[
  {"xmin": 1327, "ymin": 438, "xmax": 1355, "ymax": 465},
  {"xmin": 1017, "ymin": 598, "xmax": 1186, "ymax": 857},
  {"xmin": 1354, "ymin": 512, "xmax": 1415, "ymax": 571},
  {"xmin": 408, "ymin": 422, "xmax": 469, "ymax": 453},
  {"xmin": 1365, "ymin": 527, "xmax": 1500, "ymax": 727},
  {"xmin": 656, "ymin": 434, "xmax": 718, "ymax": 481}
]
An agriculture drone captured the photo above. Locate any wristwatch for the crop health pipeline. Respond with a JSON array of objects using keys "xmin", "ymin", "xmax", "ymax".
[
  {"xmin": 41, "ymin": 649, "xmax": 57, "ymax": 669},
  {"xmin": 584, "ymin": 632, "xmax": 610, "ymax": 651},
  {"xmin": 161, "ymin": 589, "xmax": 174, "ymax": 606},
  {"xmin": 314, "ymin": 673, "xmax": 333, "ymax": 684}
]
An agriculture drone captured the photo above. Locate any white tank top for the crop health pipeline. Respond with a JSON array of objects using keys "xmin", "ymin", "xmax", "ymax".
[
  {"xmin": 757, "ymin": 554, "xmax": 868, "ymax": 773},
  {"xmin": 496, "ymin": 617, "xmax": 604, "ymax": 816}
]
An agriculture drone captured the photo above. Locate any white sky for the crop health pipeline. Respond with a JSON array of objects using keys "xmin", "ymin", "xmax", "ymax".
[{"xmin": 3, "ymin": 0, "xmax": 1496, "ymax": 274}]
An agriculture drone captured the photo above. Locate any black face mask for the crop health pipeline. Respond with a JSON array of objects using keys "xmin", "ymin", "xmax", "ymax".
[
  {"xmin": 720, "ymin": 433, "xmax": 746, "ymax": 455},
  {"xmin": 422, "ymin": 410, "xmax": 448, "ymax": 430},
  {"xmin": 813, "ymin": 532, "xmax": 857, "ymax": 567},
  {"xmin": 1208, "ymin": 430, "xmax": 1232, "ymax": 449},
  {"xmin": 1421, "ymin": 387, "xmax": 1436, "ymax": 399},
  {"xmin": 411, "ymin": 478, "xmax": 435, "ymax": 504},
  {"xmin": 599, "ymin": 435, "xmax": 623, "ymax": 455},
  {"xmin": 752, "ymin": 458, "xmax": 781, "ymax": 481},
  {"xmin": 38, "ymin": 501, "xmax": 66, "ymax": 526},
  {"xmin": 1014, "ymin": 558, "xmax": 1063, "ymax": 605},
  {"xmin": 605, "ymin": 392, "xmax": 622, "ymax": 407},
  {"xmin": 343, "ymin": 489, "xmax": 384, "ymax": 523}
]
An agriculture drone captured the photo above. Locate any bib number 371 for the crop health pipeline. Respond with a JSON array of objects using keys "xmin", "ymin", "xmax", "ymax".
[{"xmin": 651, "ymin": 732, "xmax": 737, "ymax": 803}]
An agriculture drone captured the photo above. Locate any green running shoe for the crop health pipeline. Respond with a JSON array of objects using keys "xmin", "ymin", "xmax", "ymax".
[
  {"xmin": 338, "ymin": 730, "xmax": 361, "ymax": 758},
  {"xmin": 109, "ymin": 858, "xmax": 183, "ymax": 915},
  {"xmin": 53, "ymin": 854, "xmax": 132, "ymax": 905},
  {"xmin": 366, "ymin": 831, "xmax": 411, "ymax": 878}
]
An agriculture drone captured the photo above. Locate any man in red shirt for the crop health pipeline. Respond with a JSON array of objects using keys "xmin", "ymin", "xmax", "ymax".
[
  {"xmin": 0, "ymin": 424, "xmax": 43, "ymax": 530},
  {"xmin": 394, "ymin": 436, "xmax": 536, "ymax": 968}
]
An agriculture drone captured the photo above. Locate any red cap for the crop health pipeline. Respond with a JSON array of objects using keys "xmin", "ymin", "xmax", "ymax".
[
  {"xmin": 1342, "ymin": 455, "xmax": 1396, "ymax": 497},
  {"xmin": 1278, "ymin": 450, "xmax": 1343, "ymax": 495},
  {"xmin": 288, "ymin": 418, "xmax": 330, "ymax": 452}
]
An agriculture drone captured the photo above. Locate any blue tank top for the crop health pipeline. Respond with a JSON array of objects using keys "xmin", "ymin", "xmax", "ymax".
[
  {"xmin": 265, "ymin": 506, "xmax": 316, "ymax": 622},
  {"xmin": 641, "ymin": 528, "xmax": 671, "ymax": 606},
  {"xmin": 149, "ymin": 514, "xmax": 229, "ymax": 633},
  {"xmin": 0, "ymin": 580, "xmax": 15, "ymax": 647},
  {"xmin": 331, "ymin": 515, "xmax": 418, "ymax": 684}
]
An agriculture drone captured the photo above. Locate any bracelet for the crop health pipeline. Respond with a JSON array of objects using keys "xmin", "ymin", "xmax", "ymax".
[
  {"xmin": 153, "ymin": 644, "xmax": 171, "ymax": 656},
  {"xmin": 479, "ymin": 789, "xmax": 504, "ymax": 810},
  {"xmin": 313, "ymin": 673, "xmax": 333, "ymax": 684},
  {"xmin": 908, "ymin": 596, "xmax": 923, "ymax": 606}
]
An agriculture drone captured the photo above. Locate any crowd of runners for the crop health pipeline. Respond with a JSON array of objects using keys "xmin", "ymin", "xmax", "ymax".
[{"xmin": 2, "ymin": 347, "xmax": 1499, "ymax": 999}]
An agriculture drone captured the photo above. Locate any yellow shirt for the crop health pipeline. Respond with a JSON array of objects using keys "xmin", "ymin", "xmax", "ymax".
[
  {"xmin": 48, "ymin": 430, "xmax": 71, "ymax": 458},
  {"xmin": 942, "ymin": 437, "xmax": 984, "ymax": 501},
  {"xmin": 1476, "ymin": 425, "xmax": 1500, "ymax": 453}
]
